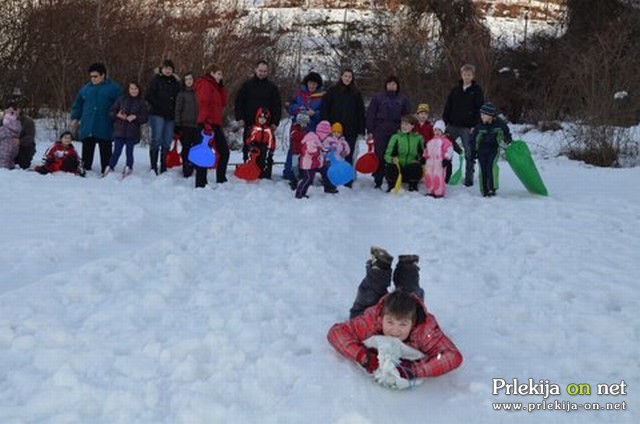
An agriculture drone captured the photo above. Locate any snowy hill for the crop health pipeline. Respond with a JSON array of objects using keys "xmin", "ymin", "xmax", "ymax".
[{"xmin": 0, "ymin": 123, "xmax": 638, "ymax": 423}]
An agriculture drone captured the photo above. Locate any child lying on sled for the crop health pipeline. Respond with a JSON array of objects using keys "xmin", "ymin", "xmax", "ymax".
[{"xmin": 327, "ymin": 247, "xmax": 462, "ymax": 389}]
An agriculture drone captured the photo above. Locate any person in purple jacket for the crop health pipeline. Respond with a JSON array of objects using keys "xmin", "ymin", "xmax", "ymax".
[
  {"xmin": 103, "ymin": 81, "xmax": 149, "ymax": 177},
  {"xmin": 366, "ymin": 76, "xmax": 412, "ymax": 189}
]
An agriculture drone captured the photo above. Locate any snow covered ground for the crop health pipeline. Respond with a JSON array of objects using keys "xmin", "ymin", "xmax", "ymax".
[{"xmin": 0, "ymin": 123, "xmax": 639, "ymax": 423}]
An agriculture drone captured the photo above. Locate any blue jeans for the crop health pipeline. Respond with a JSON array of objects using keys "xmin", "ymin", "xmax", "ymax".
[
  {"xmin": 149, "ymin": 115, "xmax": 175, "ymax": 152},
  {"xmin": 110, "ymin": 138, "xmax": 137, "ymax": 169}
]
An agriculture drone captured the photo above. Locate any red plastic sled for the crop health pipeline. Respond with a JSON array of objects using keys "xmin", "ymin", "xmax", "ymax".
[
  {"xmin": 166, "ymin": 138, "xmax": 182, "ymax": 169},
  {"xmin": 234, "ymin": 148, "xmax": 261, "ymax": 181},
  {"xmin": 356, "ymin": 139, "xmax": 379, "ymax": 174}
]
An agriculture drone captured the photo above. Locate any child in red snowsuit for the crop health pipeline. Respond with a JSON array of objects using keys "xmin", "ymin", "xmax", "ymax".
[
  {"xmin": 327, "ymin": 247, "xmax": 462, "ymax": 386},
  {"xmin": 35, "ymin": 131, "xmax": 85, "ymax": 176},
  {"xmin": 287, "ymin": 112, "xmax": 310, "ymax": 190},
  {"xmin": 245, "ymin": 107, "xmax": 276, "ymax": 179}
]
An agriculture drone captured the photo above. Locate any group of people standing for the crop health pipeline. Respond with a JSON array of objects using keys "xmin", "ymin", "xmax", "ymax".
[
  {"xmin": 1, "ymin": 60, "xmax": 510, "ymax": 196},
  {"xmin": 65, "ymin": 60, "xmax": 230, "ymax": 187}
]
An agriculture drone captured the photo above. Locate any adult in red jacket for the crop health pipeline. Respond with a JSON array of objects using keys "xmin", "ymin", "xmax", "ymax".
[
  {"xmin": 194, "ymin": 63, "xmax": 229, "ymax": 187},
  {"xmin": 327, "ymin": 247, "xmax": 462, "ymax": 381}
]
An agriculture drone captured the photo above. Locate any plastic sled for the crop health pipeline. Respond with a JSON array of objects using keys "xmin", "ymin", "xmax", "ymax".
[
  {"xmin": 166, "ymin": 138, "xmax": 182, "ymax": 169},
  {"xmin": 505, "ymin": 140, "xmax": 548, "ymax": 196},
  {"xmin": 234, "ymin": 149, "xmax": 261, "ymax": 181},
  {"xmin": 327, "ymin": 150, "xmax": 355, "ymax": 186},
  {"xmin": 448, "ymin": 153, "xmax": 464, "ymax": 185},
  {"xmin": 188, "ymin": 131, "xmax": 216, "ymax": 168},
  {"xmin": 355, "ymin": 139, "xmax": 379, "ymax": 174},
  {"xmin": 392, "ymin": 162, "xmax": 402, "ymax": 193}
]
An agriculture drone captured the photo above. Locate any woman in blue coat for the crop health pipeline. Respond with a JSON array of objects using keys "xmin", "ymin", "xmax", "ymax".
[{"xmin": 70, "ymin": 62, "xmax": 122, "ymax": 174}]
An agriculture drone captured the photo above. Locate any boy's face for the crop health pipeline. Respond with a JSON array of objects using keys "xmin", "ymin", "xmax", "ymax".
[
  {"xmin": 481, "ymin": 113, "xmax": 494, "ymax": 124},
  {"xmin": 461, "ymin": 70, "xmax": 474, "ymax": 85},
  {"xmin": 61, "ymin": 134, "xmax": 72, "ymax": 146},
  {"xmin": 416, "ymin": 111, "xmax": 428, "ymax": 122},
  {"xmin": 382, "ymin": 313, "xmax": 413, "ymax": 341},
  {"xmin": 400, "ymin": 120, "xmax": 414, "ymax": 133}
]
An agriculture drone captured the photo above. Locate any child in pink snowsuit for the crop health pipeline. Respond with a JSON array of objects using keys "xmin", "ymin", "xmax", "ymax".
[
  {"xmin": 323, "ymin": 122, "xmax": 351, "ymax": 160},
  {"xmin": 423, "ymin": 120, "xmax": 453, "ymax": 197},
  {"xmin": 295, "ymin": 120, "xmax": 337, "ymax": 198}
]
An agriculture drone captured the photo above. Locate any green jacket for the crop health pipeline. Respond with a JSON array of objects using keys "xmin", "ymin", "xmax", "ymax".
[{"xmin": 384, "ymin": 130, "xmax": 424, "ymax": 167}]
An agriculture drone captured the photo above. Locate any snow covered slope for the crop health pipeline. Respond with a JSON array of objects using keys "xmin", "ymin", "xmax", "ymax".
[{"xmin": 0, "ymin": 123, "xmax": 638, "ymax": 423}]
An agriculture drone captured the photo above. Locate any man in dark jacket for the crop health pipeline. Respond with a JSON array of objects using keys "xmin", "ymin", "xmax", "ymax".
[
  {"xmin": 443, "ymin": 64, "xmax": 484, "ymax": 186},
  {"xmin": 234, "ymin": 60, "xmax": 282, "ymax": 160},
  {"xmin": 145, "ymin": 59, "xmax": 181, "ymax": 174}
]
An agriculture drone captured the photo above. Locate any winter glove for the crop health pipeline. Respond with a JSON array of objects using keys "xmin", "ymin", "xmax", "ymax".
[
  {"xmin": 360, "ymin": 348, "xmax": 379, "ymax": 374},
  {"xmin": 396, "ymin": 360, "xmax": 416, "ymax": 381},
  {"xmin": 204, "ymin": 120, "xmax": 213, "ymax": 135},
  {"xmin": 442, "ymin": 158, "xmax": 451, "ymax": 167},
  {"xmin": 452, "ymin": 141, "xmax": 463, "ymax": 154}
]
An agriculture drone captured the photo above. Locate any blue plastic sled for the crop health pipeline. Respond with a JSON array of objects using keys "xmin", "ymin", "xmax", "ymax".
[
  {"xmin": 188, "ymin": 131, "xmax": 216, "ymax": 168},
  {"xmin": 326, "ymin": 150, "xmax": 355, "ymax": 186}
]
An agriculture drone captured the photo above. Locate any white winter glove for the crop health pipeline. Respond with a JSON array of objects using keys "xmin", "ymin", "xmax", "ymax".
[{"xmin": 363, "ymin": 335, "xmax": 424, "ymax": 390}]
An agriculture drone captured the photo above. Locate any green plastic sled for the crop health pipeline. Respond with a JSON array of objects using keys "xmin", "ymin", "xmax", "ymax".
[
  {"xmin": 505, "ymin": 140, "xmax": 548, "ymax": 196},
  {"xmin": 448, "ymin": 153, "xmax": 464, "ymax": 186}
]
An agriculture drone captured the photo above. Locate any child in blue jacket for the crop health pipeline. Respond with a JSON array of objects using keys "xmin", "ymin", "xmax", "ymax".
[{"xmin": 471, "ymin": 103, "xmax": 512, "ymax": 197}]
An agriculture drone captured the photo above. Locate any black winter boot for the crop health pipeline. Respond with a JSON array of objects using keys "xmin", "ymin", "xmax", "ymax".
[
  {"xmin": 370, "ymin": 246, "xmax": 394, "ymax": 269},
  {"xmin": 159, "ymin": 148, "xmax": 168, "ymax": 174},
  {"xmin": 398, "ymin": 254, "xmax": 419, "ymax": 265},
  {"xmin": 149, "ymin": 149, "xmax": 159, "ymax": 175}
]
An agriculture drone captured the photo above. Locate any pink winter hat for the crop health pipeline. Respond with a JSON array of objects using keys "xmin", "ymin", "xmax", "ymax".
[{"xmin": 316, "ymin": 120, "xmax": 332, "ymax": 139}]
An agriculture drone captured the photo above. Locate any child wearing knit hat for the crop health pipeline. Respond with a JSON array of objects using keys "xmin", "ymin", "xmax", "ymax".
[
  {"xmin": 414, "ymin": 103, "xmax": 434, "ymax": 147},
  {"xmin": 323, "ymin": 122, "xmax": 351, "ymax": 163},
  {"xmin": 471, "ymin": 103, "xmax": 512, "ymax": 197},
  {"xmin": 295, "ymin": 120, "xmax": 338, "ymax": 198}
]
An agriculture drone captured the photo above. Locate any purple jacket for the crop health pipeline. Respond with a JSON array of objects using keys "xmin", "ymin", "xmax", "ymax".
[
  {"xmin": 366, "ymin": 91, "xmax": 411, "ymax": 142},
  {"xmin": 110, "ymin": 95, "xmax": 149, "ymax": 141}
]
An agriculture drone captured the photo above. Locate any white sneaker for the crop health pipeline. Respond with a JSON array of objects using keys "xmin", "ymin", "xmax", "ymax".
[{"xmin": 102, "ymin": 167, "xmax": 112, "ymax": 178}]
